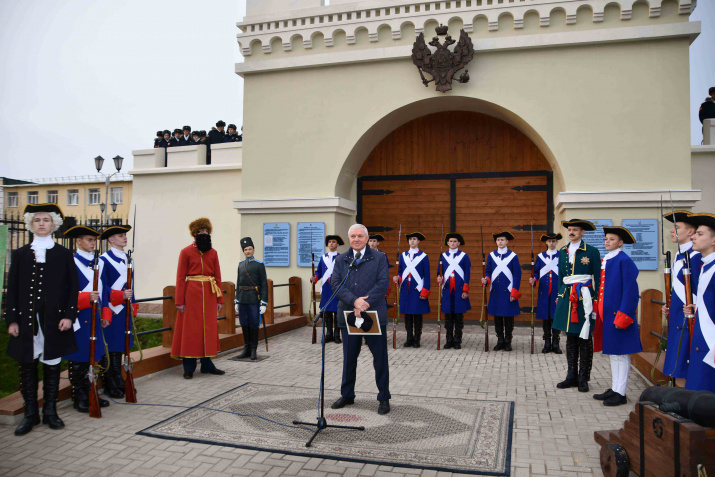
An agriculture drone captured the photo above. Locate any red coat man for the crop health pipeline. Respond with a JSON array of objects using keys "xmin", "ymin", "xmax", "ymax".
[{"xmin": 172, "ymin": 217, "xmax": 225, "ymax": 379}]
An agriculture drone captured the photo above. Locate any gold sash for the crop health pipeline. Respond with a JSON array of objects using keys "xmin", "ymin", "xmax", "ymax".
[{"xmin": 186, "ymin": 275, "xmax": 222, "ymax": 297}]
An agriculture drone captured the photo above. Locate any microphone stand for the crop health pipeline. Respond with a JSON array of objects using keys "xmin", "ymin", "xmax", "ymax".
[{"xmin": 293, "ymin": 256, "xmax": 366, "ymax": 447}]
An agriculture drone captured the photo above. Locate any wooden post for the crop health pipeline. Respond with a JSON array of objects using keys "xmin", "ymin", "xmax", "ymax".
[
  {"xmin": 640, "ymin": 288, "xmax": 664, "ymax": 353},
  {"xmin": 265, "ymin": 279, "xmax": 275, "ymax": 324},
  {"xmin": 162, "ymin": 285, "xmax": 176, "ymax": 348},
  {"xmin": 289, "ymin": 276, "xmax": 303, "ymax": 316},
  {"xmin": 219, "ymin": 282, "xmax": 236, "ymax": 335}
]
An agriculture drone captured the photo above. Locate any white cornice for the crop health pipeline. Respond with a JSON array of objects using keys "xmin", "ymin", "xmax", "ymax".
[
  {"xmin": 130, "ymin": 164, "xmax": 242, "ymax": 175},
  {"xmin": 556, "ymin": 189, "xmax": 702, "ymax": 212},
  {"xmin": 234, "ymin": 197, "xmax": 358, "ymax": 215},
  {"xmin": 235, "ymin": 21, "xmax": 700, "ymax": 76}
]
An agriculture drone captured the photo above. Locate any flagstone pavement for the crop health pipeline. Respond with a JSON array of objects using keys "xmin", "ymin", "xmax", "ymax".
[{"xmin": 0, "ymin": 325, "xmax": 647, "ymax": 477}]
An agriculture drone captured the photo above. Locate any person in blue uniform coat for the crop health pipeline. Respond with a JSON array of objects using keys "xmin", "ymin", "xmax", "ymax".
[
  {"xmin": 592, "ymin": 227, "xmax": 642, "ymax": 406},
  {"xmin": 683, "ymin": 213, "xmax": 715, "ymax": 393},
  {"xmin": 437, "ymin": 233, "xmax": 471, "ymax": 350},
  {"xmin": 179, "ymin": 125, "xmax": 192, "ymax": 145},
  {"xmin": 481, "ymin": 231, "xmax": 522, "ymax": 351},
  {"xmin": 99, "ymin": 225, "xmax": 137, "ymax": 399},
  {"xmin": 63, "ymin": 226, "xmax": 111, "ymax": 413},
  {"xmin": 662, "ymin": 210, "xmax": 702, "ymax": 380},
  {"xmin": 368, "ymin": 234, "xmax": 391, "ymax": 307},
  {"xmin": 311, "ymin": 235, "xmax": 344, "ymax": 343},
  {"xmin": 530, "ymin": 233, "xmax": 563, "ymax": 354},
  {"xmin": 393, "ymin": 232, "xmax": 431, "ymax": 348}
]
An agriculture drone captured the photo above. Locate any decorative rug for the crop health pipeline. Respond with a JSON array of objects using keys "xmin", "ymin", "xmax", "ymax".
[{"xmin": 137, "ymin": 383, "xmax": 514, "ymax": 475}]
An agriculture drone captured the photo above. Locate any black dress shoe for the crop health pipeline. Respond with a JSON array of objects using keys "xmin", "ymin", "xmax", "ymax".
[
  {"xmin": 444, "ymin": 342, "xmax": 454, "ymax": 349},
  {"xmin": 404, "ymin": 340, "xmax": 413, "ymax": 348},
  {"xmin": 183, "ymin": 373, "xmax": 193, "ymax": 379},
  {"xmin": 454, "ymin": 343, "xmax": 461, "ymax": 350},
  {"xmin": 578, "ymin": 379, "xmax": 589, "ymax": 393},
  {"xmin": 99, "ymin": 398, "xmax": 110, "ymax": 408},
  {"xmin": 556, "ymin": 378, "xmax": 577, "ymax": 389},
  {"xmin": 201, "ymin": 368, "xmax": 225, "ymax": 375},
  {"xmin": 593, "ymin": 389, "xmax": 614, "ymax": 401},
  {"xmin": 603, "ymin": 392, "xmax": 628, "ymax": 406},
  {"xmin": 413, "ymin": 341, "xmax": 421, "ymax": 348},
  {"xmin": 330, "ymin": 397, "xmax": 355, "ymax": 409},
  {"xmin": 378, "ymin": 400, "xmax": 390, "ymax": 415}
]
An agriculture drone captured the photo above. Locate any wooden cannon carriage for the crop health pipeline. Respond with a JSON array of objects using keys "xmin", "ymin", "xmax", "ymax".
[{"xmin": 594, "ymin": 401, "xmax": 715, "ymax": 477}]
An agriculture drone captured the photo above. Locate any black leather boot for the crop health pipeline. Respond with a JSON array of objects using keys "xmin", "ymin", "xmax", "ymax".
[
  {"xmin": 578, "ymin": 337, "xmax": 592, "ymax": 392},
  {"xmin": 103, "ymin": 352, "xmax": 125, "ymax": 398},
  {"xmin": 557, "ymin": 336, "xmax": 579, "ymax": 389},
  {"xmin": 238, "ymin": 327, "xmax": 252, "ymax": 358},
  {"xmin": 404, "ymin": 315, "xmax": 414, "ymax": 347},
  {"xmin": 541, "ymin": 320, "xmax": 552, "ymax": 353},
  {"xmin": 444, "ymin": 313, "xmax": 454, "ymax": 349},
  {"xmin": 334, "ymin": 315, "xmax": 342, "ymax": 343},
  {"xmin": 413, "ymin": 315, "xmax": 423, "ymax": 348},
  {"xmin": 551, "ymin": 328, "xmax": 563, "ymax": 354},
  {"xmin": 15, "ymin": 360, "xmax": 40, "ymax": 436},
  {"xmin": 493, "ymin": 317, "xmax": 505, "ymax": 351},
  {"xmin": 42, "ymin": 363, "xmax": 65, "ymax": 430},
  {"xmin": 250, "ymin": 327, "xmax": 259, "ymax": 360},
  {"xmin": 324, "ymin": 312, "xmax": 334, "ymax": 342},
  {"xmin": 504, "ymin": 317, "xmax": 514, "ymax": 351},
  {"xmin": 69, "ymin": 361, "xmax": 89, "ymax": 413},
  {"xmin": 454, "ymin": 313, "xmax": 464, "ymax": 350}
]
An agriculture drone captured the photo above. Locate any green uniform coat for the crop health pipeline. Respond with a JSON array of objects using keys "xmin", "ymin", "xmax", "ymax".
[
  {"xmin": 553, "ymin": 240, "xmax": 601, "ymax": 336},
  {"xmin": 236, "ymin": 258, "xmax": 268, "ymax": 305}
]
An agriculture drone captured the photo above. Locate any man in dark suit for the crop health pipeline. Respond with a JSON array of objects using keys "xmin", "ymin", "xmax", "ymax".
[
  {"xmin": 330, "ymin": 224, "xmax": 391, "ymax": 415},
  {"xmin": 171, "ymin": 129, "xmax": 182, "ymax": 147},
  {"xmin": 208, "ymin": 120, "xmax": 226, "ymax": 144},
  {"xmin": 158, "ymin": 130, "xmax": 172, "ymax": 148},
  {"xmin": 179, "ymin": 125, "xmax": 192, "ymax": 145}
]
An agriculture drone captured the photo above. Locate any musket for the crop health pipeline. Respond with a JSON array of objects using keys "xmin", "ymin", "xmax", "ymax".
[
  {"xmin": 87, "ymin": 250, "xmax": 102, "ymax": 418},
  {"xmin": 123, "ymin": 249, "xmax": 137, "ymax": 403},
  {"xmin": 310, "ymin": 226, "xmax": 317, "ymax": 344},
  {"xmin": 659, "ymin": 196, "xmax": 674, "ymax": 385},
  {"xmin": 393, "ymin": 224, "xmax": 402, "ymax": 349},
  {"xmin": 437, "ymin": 224, "xmax": 444, "ymax": 350},
  {"xmin": 480, "ymin": 225, "xmax": 489, "ymax": 352},
  {"xmin": 670, "ymin": 191, "xmax": 694, "ymax": 375},
  {"xmin": 530, "ymin": 222, "xmax": 536, "ymax": 354}
]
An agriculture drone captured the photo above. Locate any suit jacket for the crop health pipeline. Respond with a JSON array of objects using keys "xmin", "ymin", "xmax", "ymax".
[
  {"xmin": 5, "ymin": 244, "xmax": 79, "ymax": 363},
  {"xmin": 332, "ymin": 247, "xmax": 389, "ymax": 327},
  {"xmin": 208, "ymin": 130, "xmax": 225, "ymax": 145},
  {"xmin": 179, "ymin": 135, "xmax": 192, "ymax": 146}
]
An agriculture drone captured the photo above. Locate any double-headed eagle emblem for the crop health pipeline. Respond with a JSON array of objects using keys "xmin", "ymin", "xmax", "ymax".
[{"xmin": 411, "ymin": 24, "xmax": 474, "ymax": 93}]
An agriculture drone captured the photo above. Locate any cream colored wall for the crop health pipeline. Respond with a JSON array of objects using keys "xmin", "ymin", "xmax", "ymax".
[
  {"xmin": 129, "ymin": 170, "xmax": 242, "ymax": 300},
  {"xmin": 691, "ymin": 146, "xmax": 715, "ymax": 213},
  {"xmin": 4, "ymin": 181, "xmax": 133, "ymax": 222}
]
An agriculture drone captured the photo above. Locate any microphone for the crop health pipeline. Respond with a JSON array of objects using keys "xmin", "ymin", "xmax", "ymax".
[{"xmin": 349, "ymin": 251, "xmax": 362, "ymax": 270}]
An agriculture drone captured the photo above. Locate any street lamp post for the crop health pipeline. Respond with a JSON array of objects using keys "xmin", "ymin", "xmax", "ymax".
[{"xmin": 94, "ymin": 155, "xmax": 124, "ymax": 227}]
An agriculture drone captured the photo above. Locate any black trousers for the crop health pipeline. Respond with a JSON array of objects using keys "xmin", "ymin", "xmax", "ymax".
[{"xmin": 340, "ymin": 325, "xmax": 391, "ymax": 401}]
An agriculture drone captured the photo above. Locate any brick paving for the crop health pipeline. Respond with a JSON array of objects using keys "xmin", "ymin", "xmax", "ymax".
[{"xmin": 0, "ymin": 324, "xmax": 647, "ymax": 476}]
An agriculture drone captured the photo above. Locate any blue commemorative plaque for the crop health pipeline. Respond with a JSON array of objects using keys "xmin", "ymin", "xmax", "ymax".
[
  {"xmin": 297, "ymin": 222, "xmax": 325, "ymax": 267},
  {"xmin": 582, "ymin": 219, "xmax": 612, "ymax": 258},
  {"xmin": 263, "ymin": 222, "xmax": 290, "ymax": 267},
  {"xmin": 622, "ymin": 219, "xmax": 658, "ymax": 271}
]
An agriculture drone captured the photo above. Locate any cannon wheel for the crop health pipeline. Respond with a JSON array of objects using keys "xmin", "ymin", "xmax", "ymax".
[{"xmin": 600, "ymin": 443, "xmax": 629, "ymax": 477}]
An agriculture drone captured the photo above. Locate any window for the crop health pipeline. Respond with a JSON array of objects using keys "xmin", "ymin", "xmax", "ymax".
[
  {"xmin": 27, "ymin": 191, "xmax": 38, "ymax": 204},
  {"xmin": 110, "ymin": 187, "xmax": 123, "ymax": 205},
  {"xmin": 47, "ymin": 190, "xmax": 58, "ymax": 203},
  {"xmin": 67, "ymin": 189, "xmax": 79, "ymax": 206},
  {"xmin": 110, "ymin": 218, "xmax": 124, "ymax": 226},
  {"xmin": 88, "ymin": 188, "xmax": 100, "ymax": 205},
  {"xmin": 87, "ymin": 219, "xmax": 100, "ymax": 228},
  {"xmin": 7, "ymin": 192, "xmax": 18, "ymax": 207}
]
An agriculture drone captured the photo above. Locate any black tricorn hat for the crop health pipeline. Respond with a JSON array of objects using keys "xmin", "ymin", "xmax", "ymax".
[
  {"xmin": 23, "ymin": 203, "xmax": 65, "ymax": 219},
  {"xmin": 240, "ymin": 237, "xmax": 254, "ymax": 250},
  {"xmin": 561, "ymin": 219, "xmax": 596, "ymax": 231},
  {"xmin": 346, "ymin": 311, "xmax": 374, "ymax": 332},
  {"xmin": 325, "ymin": 235, "xmax": 345, "ymax": 246},
  {"xmin": 228, "ymin": 123, "xmax": 237, "ymax": 130},
  {"xmin": 369, "ymin": 234, "xmax": 385, "ymax": 242},
  {"xmin": 663, "ymin": 210, "xmax": 694, "ymax": 225},
  {"xmin": 686, "ymin": 213, "xmax": 715, "ymax": 232},
  {"xmin": 444, "ymin": 232, "xmax": 465, "ymax": 246},
  {"xmin": 100, "ymin": 225, "xmax": 131, "ymax": 240},
  {"xmin": 540, "ymin": 232, "xmax": 563, "ymax": 242},
  {"xmin": 492, "ymin": 231, "xmax": 514, "ymax": 241},
  {"xmin": 182, "ymin": 125, "xmax": 191, "ymax": 131},
  {"xmin": 603, "ymin": 226, "xmax": 636, "ymax": 245},
  {"xmin": 216, "ymin": 120, "xmax": 226, "ymax": 127},
  {"xmin": 406, "ymin": 232, "xmax": 426, "ymax": 241},
  {"xmin": 64, "ymin": 225, "xmax": 100, "ymax": 238}
]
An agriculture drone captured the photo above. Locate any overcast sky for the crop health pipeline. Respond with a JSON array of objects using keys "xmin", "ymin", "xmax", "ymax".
[{"xmin": 0, "ymin": 1, "xmax": 713, "ymax": 180}]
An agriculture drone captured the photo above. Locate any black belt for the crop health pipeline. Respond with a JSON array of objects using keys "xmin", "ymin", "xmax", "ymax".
[{"xmin": 239, "ymin": 286, "xmax": 258, "ymax": 291}]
